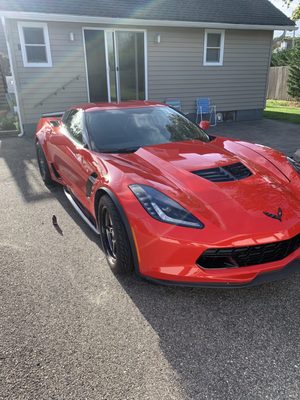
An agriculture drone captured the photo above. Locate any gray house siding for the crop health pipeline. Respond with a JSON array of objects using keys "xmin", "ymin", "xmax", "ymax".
[
  {"xmin": 7, "ymin": 19, "xmax": 88, "ymax": 130},
  {"xmin": 6, "ymin": 19, "xmax": 273, "ymax": 133},
  {"xmin": 147, "ymin": 28, "xmax": 273, "ymax": 115},
  {"xmin": 0, "ymin": 22, "xmax": 8, "ymax": 56}
]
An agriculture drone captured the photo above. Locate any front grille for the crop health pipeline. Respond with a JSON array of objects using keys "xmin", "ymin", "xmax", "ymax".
[
  {"xmin": 197, "ymin": 233, "xmax": 300, "ymax": 269},
  {"xmin": 193, "ymin": 162, "xmax": 252, "ymax": 182}
]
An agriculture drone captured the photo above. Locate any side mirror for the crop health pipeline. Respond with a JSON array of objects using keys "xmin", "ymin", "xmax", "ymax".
[
  {"xmin": 293, "ymin": 149, "xmax": 300, "ymax": 163},
  {"xmin": 199, "ymin": 121, "xmax": 211, "ymax": 130}
]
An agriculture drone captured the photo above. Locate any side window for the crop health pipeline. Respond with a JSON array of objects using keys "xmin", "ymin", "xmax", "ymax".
[
  {"xmin": 203, "ymin": 29, "xmax": 225, "ymax": 66},
  {"xmin": 18, "ymin": 22, "xmax": 52, "ymax": 67},
  {"xmin": 64, "ymin": 110, "xmax": 83, "ymax": 144}
]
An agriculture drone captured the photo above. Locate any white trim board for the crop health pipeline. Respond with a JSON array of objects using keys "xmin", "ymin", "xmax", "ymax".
[{"xmin": 1, "ymin": 11, "xmax": 297, "ymax": 31}]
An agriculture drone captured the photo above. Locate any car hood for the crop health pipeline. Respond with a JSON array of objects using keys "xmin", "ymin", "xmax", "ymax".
[{"xmin": 99, "ymin": 138, "xmax": 300, "ymax": 236}]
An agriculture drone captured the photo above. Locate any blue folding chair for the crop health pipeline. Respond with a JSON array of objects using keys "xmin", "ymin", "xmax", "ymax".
[
  {"xmin": 165, "ymin": 98, "xmax": 182, "ymax": 112},
  {"xmin": 196, "ymin": 98, "xmax": 217, "ymax": 126}
]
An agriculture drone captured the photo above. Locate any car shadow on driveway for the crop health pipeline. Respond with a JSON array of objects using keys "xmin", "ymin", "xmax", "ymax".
[
  {"xmin": 48, "ymin": 184, "xmax": 101, "ymax": 247},
  {"xmin": 0, "ymin": 136, "xmax": 53, "ymax": 203},
  {"xmin": 0, "ymin": 136, "xmax": 100, "ymax": 246},
  {"xmin": 115, "ymin": 269, "xmax": 300, "ymax": 399}
]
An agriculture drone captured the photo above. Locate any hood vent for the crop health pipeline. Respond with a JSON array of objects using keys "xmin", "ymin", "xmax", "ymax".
[{"xmin": 193, "ymin": 162, "xmax": 252, "ymax": 182}]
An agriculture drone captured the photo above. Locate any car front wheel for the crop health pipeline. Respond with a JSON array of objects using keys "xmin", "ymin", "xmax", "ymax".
[{"xmin": 98, "ymin": 195, "xmax": 134, "ymax": 274}]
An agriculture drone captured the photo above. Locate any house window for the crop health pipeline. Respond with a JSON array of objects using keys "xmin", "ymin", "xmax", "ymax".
[
  {"xmin": 18, "ymin": 22, "xmax": 52, "ymax": 67},
  {"xmin": 204, "ymin": 29, "xmax": 225, "ymax": 66}
]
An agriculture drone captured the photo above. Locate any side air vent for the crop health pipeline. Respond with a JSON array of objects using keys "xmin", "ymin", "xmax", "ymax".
[
  {"xmin": 193, "ymin": 162, "xmax": 252, "ymax": 182},
  {"xmin": 50, "ymin": 120, "xmax": 60, "ymax": 127}
]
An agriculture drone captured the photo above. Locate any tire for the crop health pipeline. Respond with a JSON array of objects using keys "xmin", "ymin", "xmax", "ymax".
[
  {"xmin": 36, "ymin": 141, "xmax": 53, "ymax": 186},
  {"xmin": 98, "ymin": 195, "xmax": 134, "ymax": 274}
]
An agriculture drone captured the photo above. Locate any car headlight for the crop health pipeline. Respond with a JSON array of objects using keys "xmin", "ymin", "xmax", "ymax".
[
  {"xmin": 287, "ymin": 157, "xmax": 300, "ymax": 174},
  {"xmin": 129, "ymin": 184, "xmax": 204, "ymax": 229}
]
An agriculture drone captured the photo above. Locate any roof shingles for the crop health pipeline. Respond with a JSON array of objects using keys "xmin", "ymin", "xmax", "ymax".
[{"xmin": 0, "ymin": 0, "xmax": 295, "ymax": 26}]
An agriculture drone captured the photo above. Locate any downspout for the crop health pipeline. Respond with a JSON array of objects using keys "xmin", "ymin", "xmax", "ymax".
[{"xmin": 1, "ymin": 16, "xmax": 24, "ymax": 137}]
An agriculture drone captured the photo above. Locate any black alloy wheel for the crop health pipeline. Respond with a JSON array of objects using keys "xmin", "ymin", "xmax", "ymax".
[{"xmin": 98, "ymin": 195, "xmax": 134, "ymax": 274}]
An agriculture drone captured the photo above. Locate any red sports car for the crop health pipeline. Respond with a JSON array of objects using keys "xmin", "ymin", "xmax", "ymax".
[{"xmin": 36, "ymin": 101, "xmax": 300, "ymax": 287}]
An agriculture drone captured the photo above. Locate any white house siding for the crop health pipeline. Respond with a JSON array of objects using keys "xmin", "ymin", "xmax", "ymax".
[{"xmin": 6, "ymin": 19, "xmax": 273, "ymax": 131}]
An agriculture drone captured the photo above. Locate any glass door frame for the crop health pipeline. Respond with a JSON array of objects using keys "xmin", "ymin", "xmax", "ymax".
[{"xmin": 82, "ymin": 27, "xmax": 148, "ymax": 103}]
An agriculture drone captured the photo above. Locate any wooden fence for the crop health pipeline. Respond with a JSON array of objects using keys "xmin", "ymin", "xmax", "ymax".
[{"xmin": 267, "ymin": 66, "xmax": 292, "ymax": 101}]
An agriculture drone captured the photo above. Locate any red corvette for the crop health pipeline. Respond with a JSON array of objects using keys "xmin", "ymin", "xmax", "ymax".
[{"xmin": 36, "ymin": 101, "xmax": 300, "ymax": 287}]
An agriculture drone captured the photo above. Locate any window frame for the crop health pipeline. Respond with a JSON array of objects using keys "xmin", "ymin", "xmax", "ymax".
[
  {"xmin": 62, "ymin": 109, "xmax": 87, "ymax": 146},
  {"xmin": 203, "ymin": 29, "xmax": 225, "ymax": 66},
  {"xmin": 18, "ymin": 21, "xmax": 52, "ymax": 67}
]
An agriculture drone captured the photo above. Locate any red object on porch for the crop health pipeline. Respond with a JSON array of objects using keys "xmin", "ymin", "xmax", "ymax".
[{"xmin": 199, "ymin": 120, "xmax": 211, "ymax": 130}]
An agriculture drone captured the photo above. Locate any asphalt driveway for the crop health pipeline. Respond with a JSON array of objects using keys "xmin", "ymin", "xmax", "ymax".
[
  {"xmin": 0, "ymin": 119, "xmax": 300, "ymax": 400},
  {"xmin": 210, "ymin": 118, "xmax": 300, "ymax": 155}
]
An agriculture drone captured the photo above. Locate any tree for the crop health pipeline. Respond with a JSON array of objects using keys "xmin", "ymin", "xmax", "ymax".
[
  {"xmin": 271, "ymin": 48, "xmax": 292, "ymax": 66},
  {"xmin": 283, "ymin": 0, "xmax": 300, "ymax": 21},
  {"xmin": 271, "ymin": 37, "xmax": 300, "ymax": 66},
  {"xmin": 288, "ymin": 41, "xmax": 300, "ymax": 99}
]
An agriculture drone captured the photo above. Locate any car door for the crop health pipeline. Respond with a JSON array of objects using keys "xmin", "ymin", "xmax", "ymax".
[{"xmin": 51, "ymin": 109, "xmax": 96, "ymax": 209}]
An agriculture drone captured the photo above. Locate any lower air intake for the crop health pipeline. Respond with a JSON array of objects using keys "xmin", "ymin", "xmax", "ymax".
[{"xmin": 197, "ymin": 233, "xmax": 300, "ymax": 269}]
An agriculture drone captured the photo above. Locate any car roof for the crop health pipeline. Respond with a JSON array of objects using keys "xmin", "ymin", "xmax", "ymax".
[{"xmin": 70, "ymin": 101, "xmax": 167, "ymax": 112}]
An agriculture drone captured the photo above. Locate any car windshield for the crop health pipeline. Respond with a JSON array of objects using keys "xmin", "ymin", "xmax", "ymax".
[{"xmin": 85, "ymin": 106, "xmax": 210, "ymax": 153}]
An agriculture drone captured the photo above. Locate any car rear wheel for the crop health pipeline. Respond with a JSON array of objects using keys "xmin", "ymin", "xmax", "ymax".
[
  {"xmin": 98, "ymin": 195, "xmax": 134, "ymax": 274},
  {"xmin": 36, "ymin": 141, "xmax": 53, "ymax": 185}
]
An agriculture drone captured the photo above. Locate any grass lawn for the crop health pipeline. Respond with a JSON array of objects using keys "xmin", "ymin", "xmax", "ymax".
[{"xmin": 264, "ymin": 100, "xmax": 300, "ymax": 124}]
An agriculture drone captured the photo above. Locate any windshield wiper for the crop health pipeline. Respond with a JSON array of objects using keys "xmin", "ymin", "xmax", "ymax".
[{"xmin": 100, "ymin": 146, "xmax": 140, "ymax": 154}]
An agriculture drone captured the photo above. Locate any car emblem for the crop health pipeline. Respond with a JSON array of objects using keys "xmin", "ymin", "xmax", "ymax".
[{"xmin": 263, "ymin": 208, "xmax": 283, "ymax": 222}]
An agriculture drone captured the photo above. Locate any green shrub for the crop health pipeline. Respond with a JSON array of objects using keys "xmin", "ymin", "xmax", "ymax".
[
  {"xmin": 271, "ymin": 48, "xmax": 293, "ymax": 66},
  {"xmin": 0, "ymin": 116, "xmax": 17, "ymax": 131},
  {"xmin": 288, "ymin": 42, "xmax": 300, "ymax": 100}
]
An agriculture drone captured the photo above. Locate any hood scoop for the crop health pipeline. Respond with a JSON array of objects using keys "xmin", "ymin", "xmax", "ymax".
[{"xmin": 192, "ymin": 162, "xmax": 252, "ymax": 182}]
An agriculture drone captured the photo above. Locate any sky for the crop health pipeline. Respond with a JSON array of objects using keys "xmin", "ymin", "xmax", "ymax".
[{"xmin": 270, "ymin": 0, "xmax": 300, "ymax": 36}]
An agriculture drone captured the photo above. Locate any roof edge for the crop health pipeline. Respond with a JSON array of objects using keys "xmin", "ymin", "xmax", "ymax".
[{"xmin": 1, "ymin": 11, "xmax": 297, "ymax": 31}]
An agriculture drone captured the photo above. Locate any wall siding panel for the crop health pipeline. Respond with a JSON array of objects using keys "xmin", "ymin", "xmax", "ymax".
[
  {"xmin": 8, "ymin": 20, "xmax": 272, "ymax": 125},
  {"xmin": 9, "ymin": 20, "xmax": 89, "ymax": 124},
  {"xmin": 147, "ymin": 28, "xmax": 272, "ymax": 113}
]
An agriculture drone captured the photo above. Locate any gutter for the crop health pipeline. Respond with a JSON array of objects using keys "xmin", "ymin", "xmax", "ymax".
[
  {"xmin": 0, "ymin": 11, "xmax": 297, "ymax": 31},
  {"xmin": 1, "ymin": 16, "xmax": 24, "ymax": 137}
]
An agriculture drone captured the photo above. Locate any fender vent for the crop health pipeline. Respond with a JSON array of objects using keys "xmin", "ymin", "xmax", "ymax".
[
  {"xmin": 86, "ymin": 173, "xmax": 98, "ymax": 198},
  {"xmin": 193, "ymin": 162, "xmax": 252, "ymax": 182},
  {"xmin": 51, "ymin": 163, "xmax": 61, "ymax": 179}
]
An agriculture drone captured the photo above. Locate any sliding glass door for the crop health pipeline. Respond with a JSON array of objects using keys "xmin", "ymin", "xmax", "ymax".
[
  {"xmin": 83, "ymin": 29, "xmax": 108, "ymax": 102},
  {"xmin": 115, "ymin": 31, "xmax": 145, "ymax": 101},
  {"xmin": 84, "ymin": 29, "xmax": 146, "ymax": 103}
]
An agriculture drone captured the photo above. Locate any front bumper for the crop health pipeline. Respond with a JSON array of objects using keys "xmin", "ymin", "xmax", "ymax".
[
  {"xmin": 129, "ymin": 210, "xmax": 300, "ymax": 287},
  {"xmin": 141, "ymin": 259, "xmax": 300, "ymax": 288}
]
